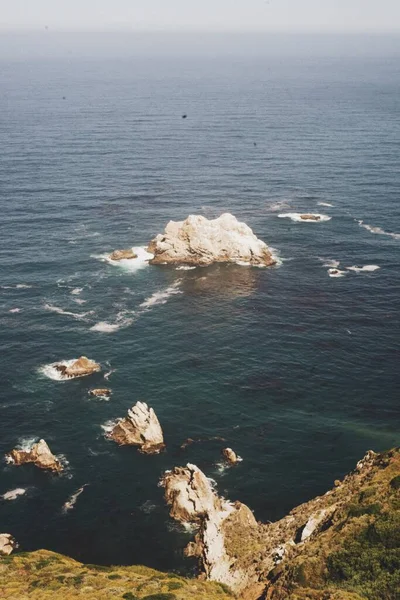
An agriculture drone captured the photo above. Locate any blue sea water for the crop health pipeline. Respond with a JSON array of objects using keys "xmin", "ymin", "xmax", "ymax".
[{"xmin": 0, "ymin": 51, "xmax": 399, "ymax": 573}]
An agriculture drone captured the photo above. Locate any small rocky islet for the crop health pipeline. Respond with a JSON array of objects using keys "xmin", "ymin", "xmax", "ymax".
[
  {"xmin": 5, "ymin": 439, "xmax": 63, "ymax": 473},
  {"xmin": 107, "ymin": 213, "xmax": 276, "ymax": 267},
  {"xmin": 2, "ymin": 214, "xmax": 398, "ymax": 599}
]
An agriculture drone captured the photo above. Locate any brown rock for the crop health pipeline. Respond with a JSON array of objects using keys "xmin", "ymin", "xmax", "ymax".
[
  {"xmin": 300, "ymin": 214, "xmax": 321, "ymax": 221},
  {"xmin": 0, "ymin": 534, "xmax": 17, "ymax": 556},
  {"xmin": 109, "ymin": 249, "xmax": 137, "ymax": 261},
  {"xmin": 89, "ymin": 388, "xmax": 111, "ymax": 397},
  {"xmin": 6, "ymin": 439, "xmax": 63, "ymax": 473},
  {"xmin": 55, "ymin": 356, "xmax": 101, "ymax": 379},
  {"xmin": 161, "ymin": 463, "xmax": 258, "ymax": 593},
  {"xmin": 222, "ymin": 447, "xmax": 238, "ymax": 465},
  {"xmin": 108, "ymin": 401, "xmax": 165, "ymax": 454}
]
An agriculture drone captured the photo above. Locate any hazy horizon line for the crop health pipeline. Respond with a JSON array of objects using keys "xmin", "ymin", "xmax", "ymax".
[{"xmin": 1, "ymin": 28, "xmax": 400, "ymax": 35}]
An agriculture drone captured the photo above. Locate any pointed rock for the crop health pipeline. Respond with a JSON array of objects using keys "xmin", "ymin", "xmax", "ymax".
[
  {"xmin": 161, "ymin": 464, "xmax": 257, "ymax": 593},
  {"xmin": 6, "ymin": 439, "xmax": 63, "ymax": 473},
  {"xmin": 108, "ymin": 401, "xmax": 165, "ymax": 454},
  {"xmin": 222, "ymin": 447, "xmax": 238, "ymax": 465}
]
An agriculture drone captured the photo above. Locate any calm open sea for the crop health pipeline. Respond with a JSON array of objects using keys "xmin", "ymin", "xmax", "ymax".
[{"xmin": 0, "ymin": 51, "xmax": 399, "ymax": 573}]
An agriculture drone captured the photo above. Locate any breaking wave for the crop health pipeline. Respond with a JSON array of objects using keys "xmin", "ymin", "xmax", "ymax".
[
  {"xmin": 139, "ymin": 500, "xmax": 157, "ymax": 514},
  {"xmin": 139, "ymin": 282, "xmax": 182, "ymax": 309},
  {"xmin": 62, "ymin": 484, "xmax": 88, "ymax": 513},
  {"xmin": 328, "ymin": 268, "xmax": 347, "ymax": 278},
  {"xmin": 278, "ymin": 213, "xmax": 331, "ymax": 223},
  {"xmin": 267, "ymin": 200, "xmax": 291, "ymax": 212},
  {"xmin": 90, "ymin": 311, "xmax": 134, "ymax": 333},
  {"xmin": 357, "ymin": 220, "xmax": 400, "ymax": 240},
  {"xmin": 38, "ymin": 359, "xmax": 99, "ymax": 381},
  {"xmin": 175, "ymin": 265, "xmax": 196, "ymax": 271},
  {"xmin": 92, "ymin": 246, "xmax": 154, "ymax": 272},
  {"xmin": 90, "ymin": 282, "xmax": 182, "ymax": 334},
  {"xmin": 346, "ymin": 265, "xmax": 380, "ymax": 273},
  {"xmin": 101, "ymin": 419, "xmax": 119, "ymax": 435},
  {"xmin": 1, "ymin": 283, "xmax": 33, "ymax": 289},
  {"xmin": 317, "ymin": 202, "xmax": 334, "ymax": 207},
  {"xmin": 44, "ymin": 303, "xmax": 94, "ymax": 320},
  {"xmin": 322, "ymin": 259, "xmax": 341, "ymax": 268}
]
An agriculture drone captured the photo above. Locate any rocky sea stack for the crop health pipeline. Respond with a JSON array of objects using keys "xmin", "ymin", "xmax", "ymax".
[
  {"xmin": 108, "ymin": 401, "xmax": 165, "ymax": 454},
  {"xmin": 6, "ymin": 439, "xmax": 63, "ymax": 473},
  {"xmin": 148, "ymin": 213, "xmax": 276, "ymax": 266}
]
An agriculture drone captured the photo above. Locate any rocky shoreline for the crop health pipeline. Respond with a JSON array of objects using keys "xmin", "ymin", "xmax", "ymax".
[
  {"xmin": 1, "ymin": 213, "xmax": 397, "ymax": 599},
  {"xmin": 2, "ymin": 447, "xmax": 399, "ymax": 599}
]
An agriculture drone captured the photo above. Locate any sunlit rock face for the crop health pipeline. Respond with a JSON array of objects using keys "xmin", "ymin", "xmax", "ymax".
[
  {"xmin": 6, "ymin": 439, "xmax": 63, "ymax": 473},
  {"xmin": 55, "ymin": 356, "xmax": 101, "ymax": 379},
  {"xmin": 161, "ymin": 463, "xmax": 258, "ymax": 594},
  {"xmin": 0, "ymin": 534, "xmax": 17, "ymax": 556},
  {"xmin": 108, "ymin": 401, "xmax": 165, "ymax": 454},
  {"xmin": 148, "ymin": 213, "xmax": 276, "ymax": 267},
  {"xmin": 109, "ymin": 249, "xmax": 137, "ymax": 261}
]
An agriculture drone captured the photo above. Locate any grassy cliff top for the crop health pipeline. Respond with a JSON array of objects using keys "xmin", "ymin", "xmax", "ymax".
[
  {"xmin": 267, "ymin": 447, "xmax": 400, "ymax": 600},
  {"xmin": 0, "ymin": 550, "xmax": 233, "ymax": 600}
]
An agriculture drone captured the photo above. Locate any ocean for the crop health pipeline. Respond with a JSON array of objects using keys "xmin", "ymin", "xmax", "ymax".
[{"xmin": 0, "ymin": 49, "xmax": 399, "ymax": 573}]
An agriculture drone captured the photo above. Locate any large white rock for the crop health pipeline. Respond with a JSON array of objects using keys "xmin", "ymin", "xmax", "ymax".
[
  {"xmin": 148, "ymin": 213, "xmax": 276, "ymax": 266},
  {"xmin": 109, "ymin": 401, "xmax": 165, "ymax": 454}
]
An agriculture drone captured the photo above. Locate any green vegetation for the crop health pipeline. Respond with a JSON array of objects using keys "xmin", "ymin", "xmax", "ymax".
[
  {"xmin": 0, "ymin": 550, "xmax": 233, "ymax": 599},
  {"xmin": 268, "ymin": 448, "xmax": 400, "ymax": 600},
  {"xmin": 326, "ymin": 512, "xmax": 400, "ymax": 600}
]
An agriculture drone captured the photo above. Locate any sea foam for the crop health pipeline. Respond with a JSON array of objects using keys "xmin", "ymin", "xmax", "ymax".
[
  {"xmin": 139, "ymin": 282, "xmax": 182, "ymax": 309},
  {"xmin": 278, "ymin": 213, "xmax": 331, "ymax": 223},
  {"xmin": 93, "ymin": 246, "xmax": 154, "ymax": 272},
  {"xmin": 38, "ymin": 359, "xmax": 76, "ymax": 381},
  {"xmin": 62, "ymin": 484, "xmax": 88, "ymax": 513},
  {"xmin": 357, "ymin": 220, "xmax": 400, "ymax": 240},
  {"xmin": 90, "ymin": 311, "xmax": 134, "ymax": 334},
  {"xmin": 346, "ymin": 265, "xmax": 380, "ymax": 273},
  {"xmin": 44, "ymin": 303, "xmax": 93, "ymax": 320},
  {"xmin": 328, "ymin": 268, "xmax": 347, "ymax": 278}
]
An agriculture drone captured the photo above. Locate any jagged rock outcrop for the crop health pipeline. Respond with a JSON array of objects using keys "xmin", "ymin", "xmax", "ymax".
[
  {"xmin": 55, "ymin": 356, "xmax": 100, "ymax": 379},
  {"xmin": 161, "ymin": 464, "xmax": 258, "ymax": 594},
  {"xmin": 6, "ymin": 439, "xmax": 63, "ymax": 473},
  {"xmin": 222, "ymin": 448, "xmax": 238, "ymax": 465},
  {"xmin": 89, "ymin": 388, "xmax": 111, "ymax": 397},
  {"xmin": 161, "ymin": 450, "xmax": 400, "ymax": 599},
  {"xmin": 108, "ymin": 401, "xmax": 165, "ymax": 454},
  {"xmin": 0, "ymin": 534, "xmax": 17, "ymax": 556},
  {"xmin": 109, "ymin": 249, "xmax": 137, "ymax": 261},
  {"xmin": 148, "ymin": 213, "xmax": 276, "ymax": 267}
]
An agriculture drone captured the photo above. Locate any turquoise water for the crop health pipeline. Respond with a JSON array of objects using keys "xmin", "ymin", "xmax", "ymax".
[{"xmin": 0, "ymin": 54, "xmax": 399, "ymax": 572}]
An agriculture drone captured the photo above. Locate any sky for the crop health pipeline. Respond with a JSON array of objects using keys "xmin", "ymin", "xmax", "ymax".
[{"xmin": 1, "ymin": 0, "xmax": 400, "ymax": 33}]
